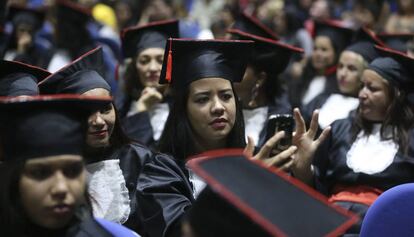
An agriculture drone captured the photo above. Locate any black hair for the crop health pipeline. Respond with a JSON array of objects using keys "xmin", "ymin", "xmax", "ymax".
[
  {"xmin": 158, "ymin": 82, "xmax": 246, "ymax": 160},
  {"xmin": 123, "ymin": 57, "xmax": 145, "ymax": 100}
]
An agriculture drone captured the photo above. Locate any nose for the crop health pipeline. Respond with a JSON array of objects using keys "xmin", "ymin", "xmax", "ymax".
[
  {"xmin": 337, "ymin": 67, "xmax": 346, "ymax": 78},
  {"xmin": 148, "ymin": 59, "xmax": 159, "ymax": 72},
  {"xmin": 89, "ymin": 112, "xmax": 105, "ymax": 127},
  {"xmin": 211, "ymin": 96, "xmax": 225, "ymax": 115},
  {"xmin": 50, "ymin": 171, "xmax": 69, "ymax": 201},
  {"xmin": 359, "ymin": 86, "xmax": 368, "ymax": 100}
]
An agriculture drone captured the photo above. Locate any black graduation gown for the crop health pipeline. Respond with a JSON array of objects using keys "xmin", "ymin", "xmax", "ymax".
[
  {"xmin": 115, "ymin": 93, "xmax": 170, "ymax": 148},
  {"xmin": 136, "ymin": 154, "xmax": 195, "ymax": 237},
  {"xmin": 312, "ymin": 116, "xmax": 414, "ymax": 234},
  {"xmin": 255, "ymin": 93, "xmax": 292, "ymax": 148}
]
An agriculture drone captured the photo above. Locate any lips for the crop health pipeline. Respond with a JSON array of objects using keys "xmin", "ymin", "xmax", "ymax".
[
  {"xmin": 50, "ymin": 204, "xmax": 73, "ymax": 216},
  {"xmin": 89, "ymin": 130, "xmax": 108, "ymax": 137},
  {"xmin": 209, "ymin": 118, "xmax": 228, "ymax": 130}
]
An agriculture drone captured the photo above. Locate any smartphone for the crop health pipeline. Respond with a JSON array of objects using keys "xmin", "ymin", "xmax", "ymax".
[{"xmin": 265, "ymin": 114, "xmax": 294, "ymax": 151}]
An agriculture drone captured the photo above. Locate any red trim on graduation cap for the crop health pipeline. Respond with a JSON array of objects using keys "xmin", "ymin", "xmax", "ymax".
[
  {"xmin": 361, "ymin": 27, "xmax": 385, "ymax": 47},
  {"xmin": 312, "ymin": 19, "xmax": 350, "ymax": 38},
  {"xmin": 39, "ymin": 46, "xmax": 102, "ymax": 84},
  {"xmin": 165, "ymin": 38, "xmax": 173, "ymax": 83},
  {"xmin": 187, "ymin": 149, "xmax": 359, "ymax": 237},
  {"xmin": 121, "ymin": 19, "xmax": 179, "ymax": 39},
  {"xmin": 375, "ymin": 45, "xmax": 414, "ymax": 59},
  {"xmin": 0, "ymin": 94, "xmax": 112, "ymax": 102},
  {"xmin": 240, "ymin": 11, "xmax": 279, "ymax": 40},
  {"xmin": 2, "ymin": 60, "xmax": 51, "ymax": 83},
  {"xmin": 227, "ymin": 29, "xmax": 304, "ymax": 53}
]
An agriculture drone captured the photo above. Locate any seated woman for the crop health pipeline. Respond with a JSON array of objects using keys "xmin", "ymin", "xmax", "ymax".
[
  {"xmin": 302, "ymin": 27, "xmax": 385, "ymax": 129},
  {"xmin": 38, "ymin": 46, "xmax": 157, "ymax": 232},
  {"xmin": 228, "ymin": 29, "xmax": 303, "ymax": 148},
  {"xmin": 0, "ymin": 95, "xmax": 136, "ymax": 236},
  {"xmin": 288, "ymin": 20, "xmax": 354, "ymax": 108},
  {"xmin": 115, "ymin": 19, "xmax": 179, "ymax": 147},
  {"xmin": 137, "ymin": 39, "xmax": 298, "ymax": 237},
  {"xmin": 291, "ymin": 46, "xmax": 414, "ymax": 235}
]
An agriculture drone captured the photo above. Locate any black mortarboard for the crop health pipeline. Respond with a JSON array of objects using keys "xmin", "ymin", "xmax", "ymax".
[
  {"xmin": 159, "ymin": 39, "xmax": 253, "ymax": 88},
  {"xmin": 345, "ymin": 27, "xmax": 385, "ymax": 63},
  {"xmin": 0, "ymin": 95, "xmax": 111, "ymax": 162},
  {"xmin": 38, "ymin": 46, "xmax": 111, "ymax": 95},
  {"xmin": 186, "ymin": 149, "xmax": 358, "ymax": 237},
  {"xmin": 0, "ymin": 60, "xmax": 50, "ymax": 96},
  {"xmin": 229, "ymin": 11, "xmax": 278, "ymax": 40},
  {"xmin": 377, "ymin": 33, "xmax": 414, "ymax": 53},
  {"xmin": 56, "ymin": 0, "xmax": 92, "ymax": 25},
  {"xmin": 121, "ymin": 19, "xmax": 179, "ymax": 58},
  {"xmin": 7, "ymin": 5, "xmax": 45, "ymax": 31},
  {"xmin": 227, "ymin": 30, "xmax": 303, "ymax": 75},
  {"xmin": 369, "ymin": 46, "xmax": 414, "ymax": 103},
  {"xmin": 314, "ymin": 20, "xmax": 354, "ymax": 54}
]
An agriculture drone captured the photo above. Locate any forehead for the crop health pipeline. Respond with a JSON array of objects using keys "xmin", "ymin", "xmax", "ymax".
[
  {"xmin": 314, "ymin": 36, "xmax": 333, "ymax": 47},
  {"xmin": 188, "ymin": 78, "xmax": 233, "ymax": 93},
  {"xmin": 138, "ymin": 47, "xmax": 165, "ymax": 57},
  {"xmin": 82, "ymin": 88, "xmax": 110, "ymax": 97},
  {"xmin": 362, "ymin": 69, "xmax": 389, "ymax": 85},
  {"xmin": 340, "ymin": 51, "xmax": 363, "ymax": 64}
]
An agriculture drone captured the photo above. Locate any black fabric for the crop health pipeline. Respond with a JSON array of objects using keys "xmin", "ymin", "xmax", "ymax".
[
  {"xmin": 230, "ymin": 12, "xmax": 278, "ymax": 40},
  {"xmin": 314, "ymin": 20, "xmax": 354, "ymax": 54},
  {"xmin": 137, "ymin": 154, "xmax": 194, "ymax": 237},
  {"xmin": 378, "ymin": 33, "xmax": 414, "ymax": 53},
  {"xmin": 121, "ymin": 19, "xmax": 179, "ymax": 58},
  {"xmin": 0, "ymin": 96, "xmax": 110, "ymax": 162},
  {"xmin": 39, "ymin": 47, "xmax": 110, "ymax": 94},
  {"xmin": 368, "ymin": 57, "xmax": 407, "ymax": 89},
  {"xmin": 56, "ymin": 0, "xmax": 91, "ymax": 25},
  {"xmin": 189, "ymin": 154, "xmax": 354, "ymax": 236},
  {"xmin": 0, "ymin": 73, "xmax": 39, "ymax": 96},
  {"xmin": 346, "ymin": 42, "xmax": 378, "ymax": 63},
  {"xmin": 7, "ymin": 5, "xmax": 45, "ymax": 30},
  {"xmin": 159, "ymin": 39, "xmax": 253, "ymax": 88},
  {"xmin": 228, "ymin": 30, "xmax": 303, "ymax": 75}
]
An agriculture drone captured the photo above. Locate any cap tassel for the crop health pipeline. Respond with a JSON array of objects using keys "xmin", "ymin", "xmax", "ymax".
[{"xmin": 165, "ymin": 39, "xmax": 173, "ymax": 83}]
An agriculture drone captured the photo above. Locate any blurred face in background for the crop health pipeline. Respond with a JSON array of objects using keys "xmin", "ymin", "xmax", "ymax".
[
  {"xmin": 135, "ymin": 48, "xmax": 164, "ymax": 88},
  {"xmin": 336, "ymin": 51, "xmax": 364, "ymax": 96},
  {"xmin": 312, "ymin": 36, "xmax": 336, "ymax": 72}
]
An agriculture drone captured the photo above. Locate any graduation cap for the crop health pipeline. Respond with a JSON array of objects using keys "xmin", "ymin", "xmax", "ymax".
[
  {"xmin": 38, "ymin": 46, "xmax": 110, "ymax": 95},
  {"xmin": 186, "ymin": 149, "xmax": 358, "ymax": 237},
  {"xmin": 345, "ymin": 27, "xmax": 385, "ymax": 63},
  {"xmin": 377, "ymin": 33, "xmax": 414, "ymax": 53},
  {"xmin": 0, "ymin": 60, "xmax": 50, "ymax": 96},
  {"xmin": 227, "ymin": 30, "xmax": 303, "ymax": 75},
  {"xmin": 0, "ymin": 95, "xmax": 111, "ymax": 162},
  {"xmin": 369, "ymin": 46, "xmax": 414, "ymax": 103},
  {"xmin": 7, "ymin": 5, "xmax": 45, "ymax": 31},
  {"xmin": 228, "ymin": 11, "xmax": 278, "ymax": 40},
  {"xmin": 159, "ymin": 38, "xmax": 253, "ymax": 88},
  {"xmin": 56, "ymin": 0, "xmax": 92, "ymax": 25},
  {"xmin": 121, "ymin": 19, "xmax": 179, "ymax": 58},
  {"xmin": 314, "ymin": 20, "xmax": 354, "ymax": 54}
]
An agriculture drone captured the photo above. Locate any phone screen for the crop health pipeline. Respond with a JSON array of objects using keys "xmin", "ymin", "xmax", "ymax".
[{"xmin": 266, "ymin": 114, "xmax": 294, "ymax": 151}]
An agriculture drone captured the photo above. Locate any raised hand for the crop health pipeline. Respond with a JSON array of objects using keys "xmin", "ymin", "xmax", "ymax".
[
  {"xmin": 289, "ymin": 108, "xmax": 330, "ymax": 184},
  {"xmin": 136, "ymin": 87, "xmax": 163, "ymax": 112}
]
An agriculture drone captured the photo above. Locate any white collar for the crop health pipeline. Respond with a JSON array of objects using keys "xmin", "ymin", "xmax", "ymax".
[{"xmin": 86, "ymin": 159, "xmax": 131, "ymax": 224}]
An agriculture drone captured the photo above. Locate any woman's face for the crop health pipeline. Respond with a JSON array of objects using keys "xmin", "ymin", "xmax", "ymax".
[
  {"xmin": 19, "ymin": 155, "xmax": 86, "ymax": 229},
  {"xmin": 312, "ymin": 36, "xmax": 336, "ymax": 71},
  {"xmin": 83, "ymin": 88, "xmax": 116, "ymax": 148},
  {"xmin": 187, "ymin": 78, "xmax": 236, "ymax": 149},
  {"xmin": 136, "ymin": 47, "xmax": 164, "ymax": 88},
  {"xmin": 337, "ymin": 51, "xmax": 364, "ymax": 96},
  {"xmin": 358, "ymin": 69, "xmax": 391, "ymax": 121}
]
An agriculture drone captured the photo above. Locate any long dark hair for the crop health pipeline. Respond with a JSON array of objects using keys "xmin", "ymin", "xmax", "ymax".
[
  {"xmin": 351, "ymin": 85, "xmax": 414, "ymax": 155},
  {"xmin": 123, "ymin": 57, "xmax": 145, "ymax": 100},
  {"xmin": 0, "ymin": 160, "xmax": 27, "ymax": 236},
  {"xmin": 158, "ymin": 83, "xmax": 246, "ymax": 160}
]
